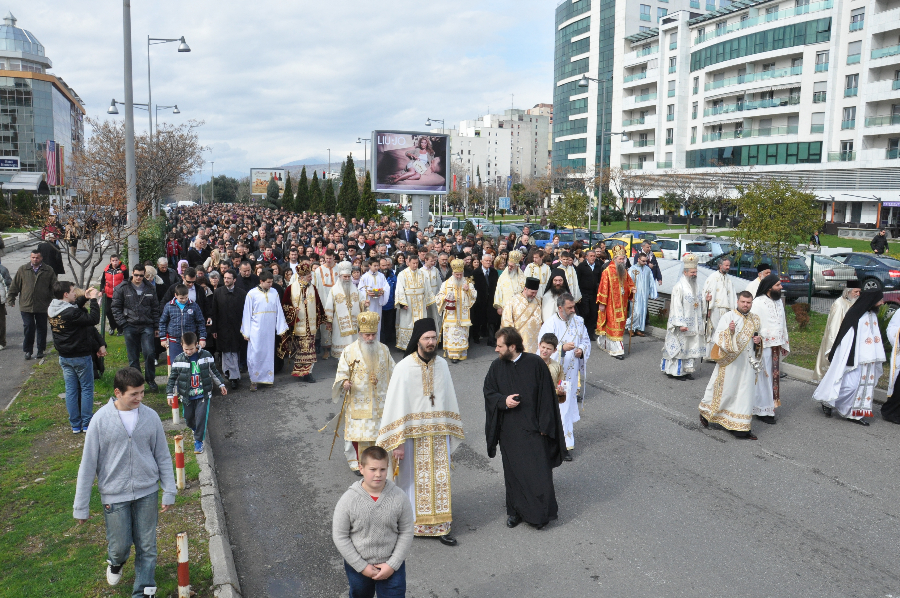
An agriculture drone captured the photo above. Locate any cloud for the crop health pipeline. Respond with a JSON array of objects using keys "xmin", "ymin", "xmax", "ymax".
[{"xmin": 23, "ymin": 0, "xmax": 554, "ymax": 176}]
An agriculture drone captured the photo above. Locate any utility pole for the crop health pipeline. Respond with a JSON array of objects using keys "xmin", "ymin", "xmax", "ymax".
[{"xmin": 122, "ymin": 0, "xmax": 139, "ymax": 268}]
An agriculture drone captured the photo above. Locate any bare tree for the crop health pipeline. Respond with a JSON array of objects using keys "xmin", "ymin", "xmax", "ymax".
[{"xmin": 606, "ymin": 167, "xmax": 658, "ymax": 228}]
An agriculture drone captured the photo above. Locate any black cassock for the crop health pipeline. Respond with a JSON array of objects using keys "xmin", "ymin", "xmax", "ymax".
[{"xmin": 483, "ymin": 352, "xmax": 567, "ymax": 526}]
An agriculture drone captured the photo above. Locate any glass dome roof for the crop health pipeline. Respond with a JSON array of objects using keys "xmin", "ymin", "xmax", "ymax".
[{"xmin": 0, "ymin": 13, "xmax": 45, "ymax": 57}]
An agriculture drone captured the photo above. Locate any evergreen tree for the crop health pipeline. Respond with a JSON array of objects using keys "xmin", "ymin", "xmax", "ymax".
[
  {"xmin": 323, "ymin": 178, "xmax": 336, "ymax": 215},
  {"xmin": 309, "ymin": 170, "xmax": 323, "ymax": 213},
  {"xmin": 266, "ymin": 176, "xmax": 280, "ymax": 208},
  {"xmin": 295, "ymin": 166, "xmax": 310, "ymax": 212},
  {"xmin": 357, "ymin": 171, "xmax": 378, "ymax": 221},
  {"xmin": 337, "ymin": 153, "xmax": 361, "ymax": 216},
  {"xmin": 282, "ymin": 172, "xmax": 294, "ymax": 212}
]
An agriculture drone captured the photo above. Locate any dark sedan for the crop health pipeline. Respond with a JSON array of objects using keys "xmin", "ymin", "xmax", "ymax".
[
  {"xmin": 830, "ymin": 253, "xmax": 900, "ymax": 292},
  {"xmin": 703, "ymin": 251, "xmax": 811, "ymax": 300}
]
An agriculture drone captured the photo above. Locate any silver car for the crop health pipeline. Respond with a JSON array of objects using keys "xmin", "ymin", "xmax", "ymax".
[{"xmin": 803, "ymin": 254, "xmax": 858, "ymax": 293}]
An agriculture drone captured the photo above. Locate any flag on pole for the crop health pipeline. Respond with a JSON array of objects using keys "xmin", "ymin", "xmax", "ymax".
[
  {"xmin": 46, "ymin": 140, "xmax": 57, "ymax": 185},
  {"xmin": 58, "ymin": 145, "xmax": 65, "ymax": 187}
]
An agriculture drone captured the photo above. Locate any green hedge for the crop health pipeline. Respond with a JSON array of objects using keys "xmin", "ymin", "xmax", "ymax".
[{"xmin": 138, "ymin": 216, "xmax": 166, "ymax": 265}]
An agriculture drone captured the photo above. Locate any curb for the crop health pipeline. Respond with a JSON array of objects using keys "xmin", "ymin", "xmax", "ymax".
[
  {"xmin": 196, "ymin": 437, "xmax": 243, "ymax": 598},
  {"xmin": 644, "ymin": 325, "xmax": 889, "ymax": 404}
]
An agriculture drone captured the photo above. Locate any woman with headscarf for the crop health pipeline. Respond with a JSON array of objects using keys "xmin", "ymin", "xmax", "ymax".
[
  {"xmin": 749, "ymin": 273, "xmax": 790, "ymax": 424},
  {"xmin": 812, "ymin": 290, "xmax": 885, "ymax": 425}
]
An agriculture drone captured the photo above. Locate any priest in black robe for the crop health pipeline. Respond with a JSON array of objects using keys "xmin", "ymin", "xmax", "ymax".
[{"xmin": 483, "ymin": 326, "xmax": 567, "ymax": 529}]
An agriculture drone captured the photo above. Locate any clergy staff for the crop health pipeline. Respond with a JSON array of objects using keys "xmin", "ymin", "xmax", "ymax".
[
  {"xmin": 814, "ymin": 281, "xmax": 860, "ymax": 380},
  {"xmin": 538, "ymin": 292, "xmax": 591, "ymax": 456},
  {"xmin": 750, "ymin": 274, "xmax": 790, "ymax": 425},
  {"xmin": 595, "ymin": 246, "xmax": 635, "ymax": 359},
  {"xmin": 331, "ymin": 312, "xmax": 396, "ymax": 473},
  {"xmin": 483, "ymin": 327, "xmax": 566, "ymax": 530},
  {"xmin": 240, "ymin": 269, "xmax": 289, "ymax": 392},
  {"xmin": 813, "ymin": 290, "xmax": 885, "ymax": 426},
  {"xmin": 376, "ymin": 319, "xmax": 464, "ymax": 546},
  {"xmin": 500, "ymin": 277, "xmax": 544, "ymax": 353},
  {"xmin": 661, "ymin": 254, "xmax": 707, "ymax": 380},
  {"xmin": 627, "ymin": 253, "xmax": 658, "ymax": 337},
  {"xmin": 280, "ymin": 261, "xmax": 325, "ymax": 382},
  {"xmin": 435, "ymin": 259, "xmax": 477, "ymax": 363},
  {"xmin": 702, "ymin": 257, "xmax": 736, "ymax": 357},
  {"xmin": 698, "ymin": 291, "xmax": 763, "ymax": 440},
  {"xmin": 324, "ymin": 262, "xmax": 365, "ymax": 358}
]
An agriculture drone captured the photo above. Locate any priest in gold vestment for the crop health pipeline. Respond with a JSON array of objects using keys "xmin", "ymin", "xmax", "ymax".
[
  {"xmin": 324, "ymin": 262, "xmax": 364, "ymax": 358},
  {"xmin": 331, "ymin": 312, "xmax": 396, "ymax": 472},
  {"xmin": 435, "ymin": 259, "xmax": 477, "ymax": 362},
  {"xmin": 493, "ymin": 250, "xmax": 525, "ymax": 313},
  {"xmin": 501, "ymin": 277, "xmax": 543, "ymax": 353},
  {"xmin": 395, "ymin": 254, "xmax": 435, "ymax": 350},
  {"xmin": 596, "ymin": 246, "xmax": 635, "ymax": 359},
  {"xmin": 377, "ymin": 319, "xmax": 464, "ymax": 546},
  {"xmin": 279, "ymin": 262, "xmax": 325, "ymax": 382}
]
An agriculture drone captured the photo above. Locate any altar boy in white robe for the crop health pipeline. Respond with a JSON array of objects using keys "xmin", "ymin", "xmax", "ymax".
[
  {"xmin": 538, "ymin": 292, "xmax": 590, "ymax": 458},
  {"xmin": 324, "ymin": 262, "xmax": 364, "ymax": 358},
  {"xmin": 750, "ymin": 274, "xmax": 790, "ymax": 424},
  {"xmin": 357, "ymin": 258, "xmax": 389, "ymax": 339},
  {"xmin": 699, "ymin": 291, "xmax": 762, "ymax": 439},
  {"xmin": 241, "ymin": 270, "xmax": 289, "ymax": 392},
  {"xmin": 813, "ymin": 290, "xmax": 885, "ymax": 426}
]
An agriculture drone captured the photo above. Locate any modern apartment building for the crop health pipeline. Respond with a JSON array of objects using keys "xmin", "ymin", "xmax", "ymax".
[{"xmin": 608, "ymin": 0, "xmax": 900, "ymax": 226}]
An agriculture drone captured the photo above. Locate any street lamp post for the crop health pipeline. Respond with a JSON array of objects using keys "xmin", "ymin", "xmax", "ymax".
[
  {"xmin": 357, "ymin": 138, "xmax": 370, "ymax": 177},
  {"xmin": 121, "ymin": 0, "xmax": 139, "ymax": 269},
  {"xmin": 327, "ymin": 148, "xmax": 331, "ymax": 180},
  {"xmin": 210, "ymin": 161, "xmax": 215, "ymax": 205},
  {"xmin": 147, "ymin": 36, "xmax": 190, "ymax": 144},
  {"xmin": 154, "ymin": 104, "xmax": 180, "ymax": 132}
]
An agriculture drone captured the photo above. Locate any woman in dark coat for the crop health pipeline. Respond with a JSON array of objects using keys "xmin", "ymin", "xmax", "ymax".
[{"xmin": 209, "ymin": 271, "xmax": 248, "ymax": 387}]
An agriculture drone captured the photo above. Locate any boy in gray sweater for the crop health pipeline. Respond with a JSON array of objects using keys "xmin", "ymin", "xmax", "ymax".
[
  {"xmin": 332, "ymin": 445, "xmax": 413, "ymax": 597},
  {"xmin": 73, "ymin": 367, "xmax": 176, "ymax": 598}
]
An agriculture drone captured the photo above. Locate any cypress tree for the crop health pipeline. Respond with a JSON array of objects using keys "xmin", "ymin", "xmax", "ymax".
[
  {"xmin": 356, "ymin": 171, "xmax": 378, "ymax": 221},
  {"xmin": 309, "ymin": 170, "xmax": 323, "ymax": 213},
  {"xmin": 337, "ymin": 153, "xmax": 361, "ymax": 216},
  {"xmin": 282, "ymin": 172, "xmax": 294, "ymax": 212},
  {"xmin": 295, "ymin": 166, "xmax": 310, "ymax": 212},
  {"xmin": 323, "ymin": 178, "xmax": 336, "ymax": 215},
  {"xmin": 266, "ymin": 176, "xmax": 280, "ymax": 208}
]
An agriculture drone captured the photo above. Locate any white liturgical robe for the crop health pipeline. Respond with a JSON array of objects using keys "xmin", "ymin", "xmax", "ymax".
[{"xmin": 241, "ymin": 286, "xmax": 289, "ymax": 384}]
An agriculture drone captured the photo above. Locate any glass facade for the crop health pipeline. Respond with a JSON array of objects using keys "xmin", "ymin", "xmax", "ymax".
[
  {"xmin": 594, "ymin": 0, "xmax": 616, "ymax": 169},
  {"xmin": 690, "ymin": 18, "xmax": 832, "ymax": 71},
  {"xmin": 553, "ymin": 2, "xmax": 592, "ymax": 173},
  {"xmin": 686, "ymin": 141, "xmax": 822, "ymax": 167}
]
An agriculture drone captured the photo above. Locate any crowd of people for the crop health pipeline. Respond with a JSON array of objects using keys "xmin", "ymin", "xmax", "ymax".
[{"xmin": 58, "ymin": 202, "xmax": 900, "ymax": 598}]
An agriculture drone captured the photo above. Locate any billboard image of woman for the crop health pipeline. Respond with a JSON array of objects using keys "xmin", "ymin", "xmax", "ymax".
[{"xmin": 373, "ymin": 131, "xmax": 448, "ymax": 194}]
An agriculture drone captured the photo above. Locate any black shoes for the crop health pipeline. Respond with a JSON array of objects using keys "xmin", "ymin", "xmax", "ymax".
[
  {"xmin": 36, "ymin": 352, "xmax": 45, "ymax": 359},
  {"xmin": 563, "ymin": 451, "xmax": 573, "ymax": 462},
  {"xmin": 506, "ymin": 515, "xmax": 522, "ymax": 528},
  {"xmin": 730, "ymin": 430, "xmax": 758, "ymax": 440},
  {"xmin": 24, "ymin": 352, "xmax": 31, "ymax": 360},
  {"xmin": 699, "ymin": 415, "xmax": 709, "ymax": 429},
  {"xmin": 230, "ymin": 379, "xmax": 239, "ymax": 390},
  {"xmin": 756, "ymin": 415, "xmax": 776, "ymax": 425},
  {"xmin": 147, "ymin": 382, "xmax": 159, "ymax": 393},
  {"xmin": 439, "ymin": 534, "xmax": 457, "ymax": 546},
  {"xmin": 302, "ymin": 374, "xmax": 316, "ymax": 383},
  {"xmin": 613, "ymin": 355, "xmax": 624, "ymax": 360},
  {"xmin": 852, "ymin": 418, "xmax": 870, "ymax": 426},
  {"xmin": 821, "ymin": 404, "xmax": 832, "ymax": 417}
]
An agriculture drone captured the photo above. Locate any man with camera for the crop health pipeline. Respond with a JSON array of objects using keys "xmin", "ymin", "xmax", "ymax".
[{"xmin": 49, "ymin": 282, "xmax": 107, "ymax": 433}]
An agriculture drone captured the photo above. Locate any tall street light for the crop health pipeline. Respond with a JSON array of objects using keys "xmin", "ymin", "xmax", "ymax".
[
  {"xmin": 121, "ymin": 1, "xmax": 139, "ymax": 269},
  {"xmin": 425, "ymin": 118, "xmax": 445, "ymax": 133},
  {"xmin": 357, "ymin": 138, "xmax": 370, "ymax": 176},
  {"xmin": 155, "ymin": 104, "xmax": 180, "ymax": 132},
  {"xmin": 147, "ymin": 35, "xmax": 190, "ymax": 144},
  {"xmin": 327, "ymin": 148, "xmax": 331, "ymax": 179}
]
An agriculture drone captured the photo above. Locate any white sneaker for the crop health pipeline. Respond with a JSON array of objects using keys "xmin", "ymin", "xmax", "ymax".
[
  {"xmin": 143, "ymin": 587, "xmax": 157, "ymax": 597},
  {"xmin": 106, "ymin": 560, "xmax": 123, "ymax": 585},
  {"xmin": 0, "ymin": 345, "xmax": 5, "ymax": 350}
]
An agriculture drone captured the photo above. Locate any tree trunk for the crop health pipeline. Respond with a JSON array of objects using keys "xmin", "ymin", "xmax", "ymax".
[
  {"xmin": 668, "ymin": 214, "xmax": 673, "ymax": 225},
  {"xmin": 701, "ymin": 216, "xmax": 708, "ymax": 233},
  {"xmin": 685, "ymin": 213, "xmax": 691, "ymax": 234}
]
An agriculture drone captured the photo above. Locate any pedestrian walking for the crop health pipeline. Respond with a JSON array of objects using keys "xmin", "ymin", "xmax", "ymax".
[
  {"xmin": 871, "ymin": 228, "xmax": 889, "ymax": 255},
  {"xmin": 241, "ymin": 269, "xmax": 288, "ymax": 391},
  {"xmin": 73, "ymin": 367, "xmax": 176, "ymax": 598},
  {"xmin": 750, "ymin": 275, "xmax": 790, "ymax": 425},
  {"xmin": 158, "ymin": 284, "xmax": 207, "ymax": 364},
  {"xmin": 209, "ymin": 269, "xmax": 247, "ymax": 389},
  {"xmin": 48, "ymin": 281, "xmax": 106, "ymax": 433},
  {"xmin": 8, "ymin": 248, "xmax": 58, "ymax": 359},
  {"xmin": 103, "ymin": 254, "xmax": 128, "ymax": 335},
  {"xmin": 332, "ymin": 445, "xmax": 413, "ymax": 598},
  {"xmin": 111, "ymin": 264, "xmax": 161, "ymax": 393},
  {"xmin": 0, "ymin": 256, "xmax": 11, "ymax": 349}
]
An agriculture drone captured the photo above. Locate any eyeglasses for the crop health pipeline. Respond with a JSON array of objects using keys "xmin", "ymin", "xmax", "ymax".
[
  {"xmin": 132, "ymin": 273, "xmax": 144, "ymax": 278},
  {"xmin": 184, "ymin": 279, "xmax": 195, "ymax": 285}
]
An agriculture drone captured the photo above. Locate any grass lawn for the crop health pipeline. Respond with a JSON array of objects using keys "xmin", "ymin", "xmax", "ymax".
[
  {"xmin": 817, "ymin": 234, "xmax": 884, "ymax": 254},
  {"xmin": 3, "ymin": 227, "xmax": 35, "ymax": 234},
  {"xmin": 0, "ymin": 336, "xmax": 213, "ymax": 597}
]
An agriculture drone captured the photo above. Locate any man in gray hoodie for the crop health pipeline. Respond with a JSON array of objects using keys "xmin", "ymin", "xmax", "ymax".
[{"xmin": 73, "ymin": 367, "xmax": 176, "ymax": 598}]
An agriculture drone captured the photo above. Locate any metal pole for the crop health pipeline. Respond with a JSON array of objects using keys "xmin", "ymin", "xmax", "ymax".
[
  {"xmin": 597, "ymin": 79, "xmax": 606, "ymax": 233},
  {"xmin": 807, "ymin": 254, "xmax": 814, "ymax": 305},
  {"xmin": 124, "ymin": 1, "xmax": 139, "ymax": 268},
  {"xmin": 147, "ymin": 36, "xmax": 153, "ymax": 144},
  {"xmin": 327, "ymin": 148, "xmax": 330, "ymax": 179}
]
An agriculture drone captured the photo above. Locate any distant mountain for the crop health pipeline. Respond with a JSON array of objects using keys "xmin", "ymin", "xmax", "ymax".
[{"xmin": 281, "ymin": 157, "xmax": 329, "ymax": 167}]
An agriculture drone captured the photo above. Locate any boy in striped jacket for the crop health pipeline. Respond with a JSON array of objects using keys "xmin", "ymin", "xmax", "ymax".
[{"xmin": 165, "ymin": 332, "xmax": 226, "ymax": 454}]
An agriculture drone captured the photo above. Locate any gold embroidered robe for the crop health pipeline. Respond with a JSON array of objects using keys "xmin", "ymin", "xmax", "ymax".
[
  {"xmin": 501, "ymin": 293, "xmax": 543, "ymax": 353},
  {"xmin": 436, "ymin": 277, "xmax": 477, "ymax": 360},
  {"xmin": 324, "ymin": 285, "xmax": 364, "ymax": 357},
  {"xmin": 395, "ymin": 267, "xmax": 435, "ymax": 350}
]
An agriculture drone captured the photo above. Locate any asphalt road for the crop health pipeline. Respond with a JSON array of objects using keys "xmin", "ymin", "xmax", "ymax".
[{"xmin": 208, "ymin": 328, "xmax": 900, "ymax": 598}]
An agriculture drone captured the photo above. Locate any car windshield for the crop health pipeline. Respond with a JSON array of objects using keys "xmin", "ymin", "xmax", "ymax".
[
  {"xmin": 557, "ymin": 232, "xmax": 575, "ymax": 242},
  {"xmin": 657, "ymin": 240, "xmax": 678, "ymax": 250},
  {"xmin": 787, "ymin": 257, "xmax": 808, "ymax": 271},
  {"xmin": 880, "ymin": 257, "xmax": 900, "ymax": 269},
  {"xmin": 717, "ymin": 243, "xmax": 735, "ymax": 253}
]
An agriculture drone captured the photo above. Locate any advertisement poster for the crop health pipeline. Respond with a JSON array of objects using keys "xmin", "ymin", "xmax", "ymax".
[
  {"xmin": 250, "ymin": 168, "xmax": 286, "ymax": 196},
  {"xmin": 372, "ymin": 131, "xmax": 448, "ymax": 195}
]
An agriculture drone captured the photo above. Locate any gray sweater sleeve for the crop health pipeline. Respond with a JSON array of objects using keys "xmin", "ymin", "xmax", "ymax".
[
  {"xmin": 73, "ymin": 420, "xmax": 101, "ymax": 519},
  {"xmin": 385, "ymin": 490, "xmax": 414, "ymax": 571},
  {"xmin": 152, "ymin": 416, "xmax": 177, "ymax": 505},
  {"xmin": 332, "ymin": 492, "xmax": 369, "ymax": 572}
]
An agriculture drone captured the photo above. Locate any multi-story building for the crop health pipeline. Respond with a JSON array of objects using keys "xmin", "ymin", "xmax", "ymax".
[
  {"xmin": 606, "ymin": 0, "xmax": 900, "ymax": 226},
  {"xmin": 0, "ymin": 12, "xmax": 84, "ymax": 190},
  {"xmin": 552, "ymin": 0, "xmax": 714, "ymax": 176}
]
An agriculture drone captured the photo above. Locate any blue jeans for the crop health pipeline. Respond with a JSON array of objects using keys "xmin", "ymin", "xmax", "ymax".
[
  {"xmin": 344, "ymin": 561, "xmax": 406, "ymax": 598},
  {"xmin": 123, "ymin": 326, "xmax": 157, "ymax": 382},
  {"xmin": 59, "ymin": 355, "xmax": 94, "ymax": 430},
  {"xmin": 103, "ymin": 490, "xmax": 159, "ymax": 598}
]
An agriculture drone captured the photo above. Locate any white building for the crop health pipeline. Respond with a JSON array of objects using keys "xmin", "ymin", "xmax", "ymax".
[{"xmin": 605, "ymin": 0, "xmax": 900, "ymax": 227}]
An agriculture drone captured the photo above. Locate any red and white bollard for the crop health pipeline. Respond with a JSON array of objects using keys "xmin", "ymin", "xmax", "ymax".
[
  {"xmin": 171, "ymin": 393, "xmax": 181, "ymax": 425},
  {"xmin": 176, "ymin": 532, "xmax": 190, "ymax": 597},
  {"xmin": 174, "ymin": 435, "xmax": 185, "ymax": 491}
]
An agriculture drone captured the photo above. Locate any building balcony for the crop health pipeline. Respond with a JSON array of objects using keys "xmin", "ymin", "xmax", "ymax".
[
  {"xmin": 626, "ymin": 92, "xmax": 658, "ymax": 105},
  {"xmin": 623, "ymin": 69, "xmax": 657, "ymax": 89},
  {"xmin": 811, "ymin": 124, "xmax": 824, "ymax": 133},
  {"xmin": 815, "ymin": 62, "xmax": 829, "ymax": 72},
  {"xmin": 692, "ymin": 0, "xmax": 832, "ymax": 45},
  {"xmin": 621, "ymin": 163, "xmax": 645, "ymax": 170},
  {"xmin": 849, "ymin": 20, "xmax": 864, "ymax": 31},
  {"xmin": 872, "ymin": 43, "xmax": 900, "ymax": 60},
  {"xmin": 841, "ymin": 119, "xmax": 856, "ymax": 129},
  {"xmin": 624, "ymin": 71, "xmax": 648, "ymax": 84},
  {"xmin": 701, "ymin": 125, "xmax": 798, "ymax": 142},
  {"xmin": 847, "ymin": 54, "xmax": 861, "ymax": 64},
  {"xmin": 871, "ymin": 8, "xmax": 900, "ymax": 35},
  {"xmin": 703, "ymin": 95, "xmax": 800, "ymax": 117},
  {"xmin": 622, "ymin": 115, "xmax": 658, "ymax": 129},
  {"xmin": 704, "ymin": 65, "xmax": 802, "ymax": 92},
  {"xmin": 658, "ymin": 161, "xmax": 673, "ymax": 168},
  {"xmin": 887, "ymin": 148, "xmax": 900, "ymax": 159},
  {"xmin": 828, "ymin": 151, "xmax": 856, "ymax": 161},
  {"xmin": 623, "ymin": 46, "xmax": 659, "ymax": 68},
  {"xmin": 865, "ymin": 114, "xmax": 900, "ymax": 127}
]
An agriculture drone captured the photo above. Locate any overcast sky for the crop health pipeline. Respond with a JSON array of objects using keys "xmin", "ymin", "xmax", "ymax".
[{"xmin": 24, "ymin": 1, "xmax": 555, "ymax": 179}]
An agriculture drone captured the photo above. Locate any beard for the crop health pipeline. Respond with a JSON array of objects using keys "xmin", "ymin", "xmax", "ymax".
[
  {"xmin": 769, "ymin": 290, "xmax": 782, "ymax": 302},
  {"xmin": 417, "ymin": 342, "xmax": 436, "ymax": 362},
  {"xmin": 341, "ymin": 280, "xmax": 353, "ymax": 298},
  {"xmin": 737, "ymin": 304, "xmax": 751, "ymax": 315},
  {"xmin": 550, "ymin": 284, "xmax": 565, "ymax": 297},
  {"xmin": 685, "ymin": 275, "xmax": 698, "ymax": 294},
  {"xmin": 616, "ymin": 262, "xmax": 627, "ymax": 280},
  {"xmin": 560, "ymin": 309, "xmax": 574, "ymax": 323},
  {"xmin": 360, "ymin": 336, "xmax": 379, "ymax": 371},
  {"xmin": 499, "ymin": 346, "xmax": 515, "ymax": 361}
]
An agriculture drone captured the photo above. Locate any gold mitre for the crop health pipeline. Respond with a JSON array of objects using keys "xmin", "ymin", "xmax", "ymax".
[
  {"xmin": 508, "ymin": 250, "xmax": 524, "ymax": 264},
  {"xmin": 612, "ymin": 245, "xmax": 627, "ymax": 258},
  {"xmin": 682, "ymin": 253, "xmax": 699, "ymax": 269},
  {"xmin": 451, "ymin": 258, "xmax": 465, "ymax": 273},
  {"xmin": 358, "ymin": 311, "xmax": 380, "ymax": 334}
]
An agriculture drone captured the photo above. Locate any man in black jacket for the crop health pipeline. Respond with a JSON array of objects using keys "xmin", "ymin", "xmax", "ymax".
[
  {"xmin": 187, "ymin": 236, "xmax": 211, "ymax": 268},
  {"xmin": 472, "ymin": 252, "xmax": 500, "ymax": 345},
  {"xmin": 576, "ymin": 249, "xmax": 602, "ymax": 340},
  {"xmin": 111, "ymin": 264, "xmax": 161, "ymax": 392},
  {"xmin": 155, "ymin": 257, "xmax": 181, "ymax": 302},
  {"xmin": 209, "ymin": 269, "xmax": 247, "ymax": 389},
  {"xmin": 48, "ymin": 282, "xmax": 106, "ymax": 433},
  {"xmin": 871, "ymin": 229, "xmax": 890, "ymax": 255},
  {"xmin": 234, "ymin": 260, "xmax": 260, "ymax": 293}
]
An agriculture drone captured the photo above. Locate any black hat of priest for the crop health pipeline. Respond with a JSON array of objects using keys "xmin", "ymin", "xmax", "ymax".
[
  {"xmin": 755, "ymin": 263, "xmax": 773, "ymax": 272},
  {"xmin": 404, "ymin": 318, "xmax": 438, "ymax": 356},
  {"xmin": 846, "ymin": 280, "xmax": 861, "ymax": 289},
  {"xmin": 524, "ymin": 277, "xmax": 540, "ymax": 291}
]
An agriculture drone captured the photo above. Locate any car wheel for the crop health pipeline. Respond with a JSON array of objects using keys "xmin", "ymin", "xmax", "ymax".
[
  {"xmin": 863, "ymin": 278, "xmax": 883, "ymax": 292},
  {"xmin": 885, "ymin": 303, "xmax": 899, "ymax": 319}
]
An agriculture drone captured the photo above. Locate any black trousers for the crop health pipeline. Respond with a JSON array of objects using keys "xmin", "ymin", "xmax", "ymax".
[
  {"xmin": 380, "ymin": 308, "xmax": 397, "ymax": 348},
  {"xmin": 21, "ymin": 311, "xmax": 47, "ymax": 355},
  {"xmin": 183, "ymin": 396, "xmax": 210, "ymax": 442}
]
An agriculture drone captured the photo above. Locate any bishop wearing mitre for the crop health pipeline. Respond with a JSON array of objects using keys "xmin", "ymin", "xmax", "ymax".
[
  {"xmin": 435, "ymin": 258, "xmax": 477, "ymax": 363},
  {"xmin": 324, "ymin": 261, "xmax": 364, "ymax": 358}
]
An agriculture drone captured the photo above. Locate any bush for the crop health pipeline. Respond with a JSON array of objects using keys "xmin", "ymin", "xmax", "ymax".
[
  {"xmin": 462, "ymin": 220, "xmax": 476, "ymax": 238},
  {"xmin": 138, "ymin": 216, "xmax": 166, "ymax": 266},
  {"xmin": 791, "ymin": 303, "xmax": 811, "ymax": 330}
]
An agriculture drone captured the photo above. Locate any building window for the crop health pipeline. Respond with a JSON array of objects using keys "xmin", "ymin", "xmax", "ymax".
[
  {"xmin": 691, "ymin": 126, "xmax": 697, "ymax": 143},
  {"xmin": 693, "ymin": 76, "xmax": 699, "ymax": 94},
  {"xmin": 847, "ymin": 41, "xmax": 861, "ymax": 64},
  {"xmin": 850, "ymin": 7, "xmax": 864, "ymax": 31},
  {"xmin": 811, "ymin": 112, "xmax": 825, "ymax": 133},
  {"xmin": 845, "ymin": 74, "xmax": 858, "ymax": 96},
  {"xmin": 666, "ymin": 129, "xmax": 674, "ymax": 144},
  {"xmin": 842, "ymin": 106, "xmax": 856, "ymax": 129},
  {"xmin": 668, "ymin": 80, "xmax": 676, "ymax": 97},
  {"xmin": 669, "ymin": 57, "xmax": 677, "ymax": 73},
  {"xmin": 815, "ymin": 50, "xmax": 829, "ymax": 72},
  {"xmin": 658, "ymin": 7, "xmax": 668, "ymax": 21},
  {"xmin": 686, "ymin": 141, "xmax": 823, "ymax": 167},
  {"xmin": 692, "ymin": 102, "xmax": 698, "ymax": 118},
  {"xmin": 640, "ymin": 4, "xmax": 651, "ymax": 20}
]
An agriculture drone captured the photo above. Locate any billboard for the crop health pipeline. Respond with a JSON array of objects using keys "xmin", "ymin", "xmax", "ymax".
[
  {"xmin": 372, "ymin": 131, "xmax": 449, "ymax": 195},
  {"xmin": 0, "ymin": 157, "xmax": 19, "ymax": 170},
  {"xmin": 251, "ymin": 168, "xmax": 286, "ymax": 196}
]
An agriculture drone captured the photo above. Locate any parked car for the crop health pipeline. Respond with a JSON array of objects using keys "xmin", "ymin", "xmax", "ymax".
[
  {"xmin": 829, "ymin": 252, "xmax": 900, "ymax": 292},
  {"xmin": 610, "ymin": 230, "xmax": 659, "ymax": 242},
  {"xmin": 683, "ymin": 239, "xmax": 736, "ymax": 262},
  {"xmin": 703, "ymin": 251, "xmax": 810, "ymax": 300},
  {"xmin": 881, "ymin": 290, "xmax": 900, "ymax": 318},
  {"xmin": 802, "ymin": 255, "xmax": 858, "ymax": 294},
  {"xmin": 655, "ymin": 237, "xmax": 681, "ymax": 260},
  {"xmin": 532, "ymin": 229, "xmax": 577, "ymax": 248},
  {"xmin": 604, "ymin": 235, "xmax": 663, "ymax": 259}
]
